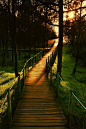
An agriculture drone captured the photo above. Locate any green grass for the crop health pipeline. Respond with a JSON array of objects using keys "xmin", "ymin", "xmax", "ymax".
[
  {"xmin": 52, "ymin": 45, "xmax": 86, "ymax": 129},
  {"xmin": 0, "ymin": 49, "xmax": 45, "ymax": 115},
  {"xmin": 0, "ymin": 48, "xmax": 46, "ymax": 97},
  {"xmin": 0, "ymin": 51, "xmax": 41, "ymax": 96},
  {"xmin": 62, "ymin": 45, "xmax": 86, "ymax": 101}
]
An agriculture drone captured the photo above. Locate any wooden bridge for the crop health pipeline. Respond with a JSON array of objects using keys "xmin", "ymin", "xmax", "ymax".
[
  {"xmin": 0, "ymin": 42, "xmax": 67, "ymax": 129},
  {"xmin": 11, "ymin": 44, "xmax": 67, "ymax": 129}
]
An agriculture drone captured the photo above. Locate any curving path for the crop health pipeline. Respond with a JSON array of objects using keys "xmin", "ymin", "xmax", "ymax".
[{"xmin": 11, "ymin": 41, "xmax": 67, "ymax": 129}]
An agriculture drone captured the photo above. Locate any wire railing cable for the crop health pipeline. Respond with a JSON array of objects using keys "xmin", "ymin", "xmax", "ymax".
[{"xmin": 47, "ymin": 60, "xmax": 86, "ymax": 110}]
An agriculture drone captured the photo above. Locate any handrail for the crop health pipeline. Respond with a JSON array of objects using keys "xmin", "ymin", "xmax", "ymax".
[
  {"xmin": 0, "ymin": 76, "xmax": 19, "ymax": 100},
  {"xmin": 46, "ymin": 54, "xmax": 86, "ymax": 129},
  {"xmin": 0, "ymin": 42, "xmax": 56, "ymax": 128},
  {"xmin": 21, "ymin": 48, "xmax": 45, "ymax": 71},
  {"xmin": 58, "ymin": 73, "xmax": 86, "ymax": 110},
  {"xmin": 46, "ymin": 61, "xmax": 86, "ymax": 110},
  {"xmin": 0, "ymin": 48, "xmax": 45, "ymax": 97},
  {"xmin": 72, "ymin": 92, "xmax": 86, "ymax": 110},
  {"xmin": 0, "ymin": 47, "xmax": 47, "ymax": 128}
]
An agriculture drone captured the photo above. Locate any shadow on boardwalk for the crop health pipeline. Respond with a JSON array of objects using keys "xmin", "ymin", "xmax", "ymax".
[{"xmin": 11, "ymin": 44, "xmax": 67, "ymax": 129}]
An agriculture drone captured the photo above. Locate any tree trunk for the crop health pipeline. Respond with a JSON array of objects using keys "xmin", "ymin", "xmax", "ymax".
[
  {"xmin": 14, "ymin": 37, "xmax": 18, "ymax": 77},
  {"xmin": 73, "ymin": 0, "xmax": 82, "ymax": 74},
  {"xmin": 12, "ymin": 44, "xmax": 14, "ymax": 62},
  {"xmin": 57, "ymin": 0, "xmax": 63, "ymax": 76},
  {"xmin": 5, "ymin": 10, "xmax": 8, "ymax": 58},
  {"xmin": 12, "ymin": 0, "xmax": 18, "ymax": 77},
  {"xmin": 19, "ymin": 48, "xmax": 20, "ymax": 60},
  {"xmin": 8, "ymin": 0, "xmax": 14, "ymax": 62},
  {"xmin": 2, "ymin": 43, "xmax": 5, "ymax": 66}
]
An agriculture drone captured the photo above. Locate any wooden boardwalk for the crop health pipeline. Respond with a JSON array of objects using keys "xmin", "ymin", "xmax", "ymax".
[{"xmin": 11, "ymin": 44, "xmax": 67, "ymax": 129}]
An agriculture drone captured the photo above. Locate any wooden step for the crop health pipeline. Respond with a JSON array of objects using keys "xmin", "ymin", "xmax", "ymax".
[
  {"xmin": 13, "ymin": 115, "xmax": 66, "ymax": 119},
  {"xmin": 13, "ymin": 119, "xmax": 66, "ymax": 123}
]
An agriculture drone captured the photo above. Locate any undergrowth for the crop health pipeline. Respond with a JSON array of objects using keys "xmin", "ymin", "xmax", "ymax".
[
  {"xmin": 0, "ymin": 51, "xmax": 39, "ymax": 95},
  {"xmin": 52, "ymin": 44, "xmax": 86, "ymax": 129}
]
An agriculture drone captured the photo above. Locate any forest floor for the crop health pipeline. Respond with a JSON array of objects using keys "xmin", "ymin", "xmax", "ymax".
[{"xmin": 52, "ymin": 44, "xmax": 86, "ymax": 129}]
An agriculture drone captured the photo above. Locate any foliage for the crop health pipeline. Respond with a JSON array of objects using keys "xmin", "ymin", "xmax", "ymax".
[
  {"xmin": 0, "ymin": 50, "xmax": 39, "ymax": 98},
  {"xmin": 0, "ymin": 0, "xmax": 57, "ymax": 75},
  {"xmin": 0, "ymin": 51, "xmax": 33, "ymax": 87},
  {"xmin": 65, "ymin": 19, "xmax": 86, "ymax": 61}
]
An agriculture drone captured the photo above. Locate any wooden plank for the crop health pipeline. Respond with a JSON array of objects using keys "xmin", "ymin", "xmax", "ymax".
[
  {"xmin": 20, "ymin": 96, "xmax": 55, "ymax": 98},
  {"xmin": 13, "ymin": 116, "xmax": 66, "ymax": 120},
  {"xmin": 12, "ymin": 122, "xmax": 66, "ymax": 126},
  {"xmin": 17, "ymin": 103, "xmax": 58, "ymax": 106},
  {"xmin": 17, "ymin": 103, "xmax": 59, "ymax": 106},
  {"xmin": 15, "ymin": 106, "xmax": 62, "ymax": 109},
  {"xmin": 16, "ymin": 103, "xmax": 61, "ymax": 107},
  {"xmin": 17, "ymin": 99, "xmax": 59, "ymax": 104},
  {"xmin": 14, "ymin": 111, "xmax": 63, "ymax": 115},
  {"xmin": 11, "ymin": 127, "xmax": 67, "ymax": 129},
  {"xmin": 18, "ymin": 98, "xmax": 58, "ymax": 102},
  {"xmin": 13, "ymin": 118, "xmax": 65, "ymax": 123},
  {"xmin": 15, "ymin": 109, "xmax": 62, "ymax": 112},
  {"xmin": 13, "ymin": 114, "xmax": 65, "ymax": 118}
]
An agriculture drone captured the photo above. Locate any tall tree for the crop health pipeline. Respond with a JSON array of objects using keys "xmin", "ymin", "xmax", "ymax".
[
  {"xmin": 12, "ymin": 0, "xmax": 18, "ymax": 77},
  {"xmin": 57, "ymin": 0, "xmax": 63, "ymax": 76},
  {"xmin": 64, "ymin": 0, "xmax": 86, "ymax": 74}
]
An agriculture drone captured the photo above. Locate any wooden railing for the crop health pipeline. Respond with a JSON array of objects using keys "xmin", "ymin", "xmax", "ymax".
[
  {"xmin": 0, "ymin": 48, "xmax": 48, "ymax": 129},
  {"xmin": 46, "ymin": 54, "xmax": 86, "ymax": 129},
  {"xmin": 46, "ymin": 45, "xmax": 58, "ymax": 78}
]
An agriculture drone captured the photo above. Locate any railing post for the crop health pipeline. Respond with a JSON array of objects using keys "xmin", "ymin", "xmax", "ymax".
[
  {"xmin": 0, "ymin": 113, "xmax": 2, "ymax": 129},
  {"xmin": 28, "ymin": 61, "xmax": 29, "ymax": 71},
  {"xmin": 68, "ymin": 89, "xmax": 73, "ymax": 129},
  {"xmin": 32, "ymin": 57, "xmax": 33, "ymax": 67},
  {"xmin": 7, "ymin": 88, "xmax": 12, "ymax": 128},
  {"xmin": 46, "ymin": 59, "xmax": 48, "ymax": 78},
  {"xmin": 33, "ymin": 57, "xmax": 34, "ymax": 66},
  {"xmin": 40, "ymin": 52, "xmax": 41, "ymax": 59},
  {"xmin": 38, "ymin": 53, "xmax": 39, "ymax": 61},
  {"xmin": 52, "ymin": 52, "xmax": 53, "ymax": 63},
  {"xmin": 35, "ymin": 55, "xmax": 36, "ymax": 63},
  {"xmin": 48, "ymin": 56, "xmax": 49, "ymax": 72},
  {"xmin": 56, "ymin": 72, "xmax": 59, "ymax": 98},
  {"xmin": 83, "ymin": 110, "xmax": 85, "ymax": 129},
  {"xmin": 36, "ymin": 54, "xmax": 37, "ymax": 62},
  {"xmin": 38, "ymin": 53, "xmax": 40, "ymax": 60},
  {"xmin": 37, "ymin": 53, "xmax": 39, "ymax": 62},
  {"xmin": 23, "ymin": 68, "xmax": 24, "ymax": 86},
  {"xmin": 39, "ymin": 53, "xmax": 40, "ymax": 59},
  {"xmin": 50, "ymin": 67, "xmax": 52, "ymax": 86},
  {"xmin": 50, "ymin": 54, "xmax": 52, "ymax": 65},
  {"xmin": 42, "ymin": 49, "xmax": 44, "ymax": 57},
  {"xmin": 18, "ymin": 74, "xmax": 21, "ymax": 99},
  {"xmin": 52, "ymin": 51, "xmax": 53, "ymax": 57},
  {"xmin": 44, "ymin": 49, "xmax": 45, "ymax": 55},
  {"xmin": 48, "ymin": 56, "xmax": 49, "ymax": 64},
  {"xmin": 25, "ymin": 65, "xmax": 26, "ymax": 77}
]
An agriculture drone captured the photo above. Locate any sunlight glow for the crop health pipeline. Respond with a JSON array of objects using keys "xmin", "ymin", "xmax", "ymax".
[
  {"xmin": 54, "ymin": 43, "xmax": 58, "ymax": 46},
  {"xmin": 15, "ymin": 11, "xmax": 18, "ymax": 17},
  {"xmin": 68, "ymin": 11, "xmax": 75, "ymax": 19}
]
